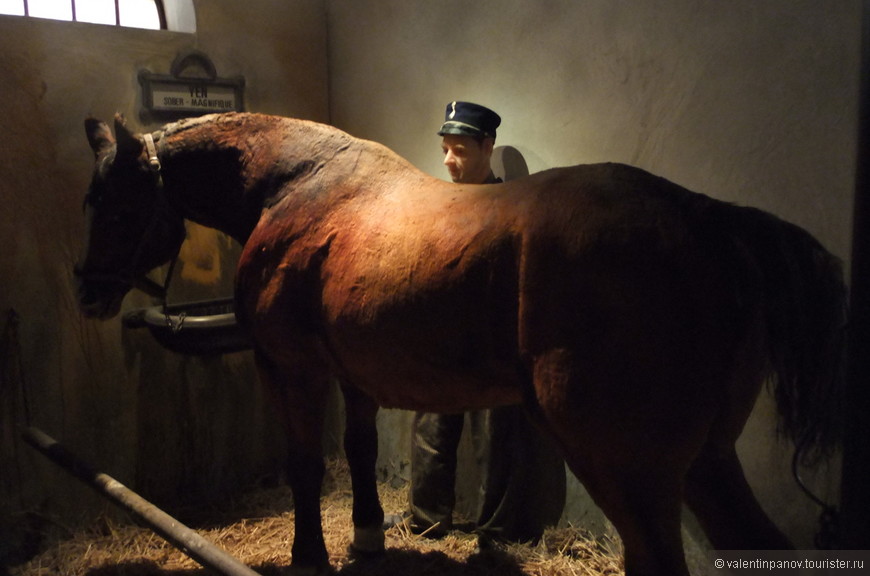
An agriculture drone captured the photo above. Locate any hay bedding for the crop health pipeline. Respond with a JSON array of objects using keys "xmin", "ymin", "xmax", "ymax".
[{"xmin": 11, "ymin": 458, "xmax": 623, "ymax": 576}]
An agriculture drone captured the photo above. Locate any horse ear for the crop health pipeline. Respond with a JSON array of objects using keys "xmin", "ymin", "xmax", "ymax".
[
  {"xmin": 85, "ymin": 117, "xmax": 114, "ymax": 158},
  {"xmin": 113, "ymin": 113, "xmax": 143, "ymax": 160}
]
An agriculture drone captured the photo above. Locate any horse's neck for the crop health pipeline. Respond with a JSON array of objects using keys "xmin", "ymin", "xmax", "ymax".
[
  {"xmin": 156, "ymin": 118, "xmax": 252, "ymax": 243},
  {"xmin": 156, "ymin": 114, "xmax": 323, "ymax": 243},
  {"xmin": 156, "ymin": 114, "xmax": 425, "ymax": 243}
]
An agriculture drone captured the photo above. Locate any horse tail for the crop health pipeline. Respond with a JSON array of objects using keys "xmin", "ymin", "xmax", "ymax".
[{"xmin": 711, "ymin": 203, "xmax": 848, "ymax": 461}]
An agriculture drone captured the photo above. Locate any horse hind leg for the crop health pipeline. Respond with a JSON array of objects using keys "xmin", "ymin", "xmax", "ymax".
[
  {"xmin": 578, "ymin": 468, "xmax": 691, "ymax": 576},
  {"xmin": 684, "ymin": 444, "xmax": 793, "ymax": 550},
  {"xmin": 531, "ymin": 354, "xmax": 690, "ymax": 575},
  {"xmin": 530, "ymin": 434, "xmax": 689, "ymax": 576}
]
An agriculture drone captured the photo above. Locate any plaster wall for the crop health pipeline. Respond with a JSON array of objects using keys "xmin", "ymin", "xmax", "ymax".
[
  {"xmin": 0, "ymin": 0, "xmax": 329, "ymax": 556},
  {"xmin": 326, "ymin": 0, "xmax": 860, "ymax": 553}
]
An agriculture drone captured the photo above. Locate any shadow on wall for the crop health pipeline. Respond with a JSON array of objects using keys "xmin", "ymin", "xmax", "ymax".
[{"xmin": 492, "ymin": 146, "xmax": 529, "ymax": 181}]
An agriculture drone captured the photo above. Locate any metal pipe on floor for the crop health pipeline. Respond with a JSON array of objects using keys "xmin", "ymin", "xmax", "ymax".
[{"xmin": 21, "ymin": 427, "xmax": 262, "ymax": 576}]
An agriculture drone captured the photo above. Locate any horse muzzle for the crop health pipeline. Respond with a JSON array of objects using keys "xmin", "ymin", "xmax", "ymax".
[
  {"xmin": 78, "ymin": 284, "xmax": 129, "ymax": 320},
  {"xmin": 74, "ymin": 264, "xmax": 171, "ymax": 319},
  {"xmin": 74, "ymin": 267, "xmax": 132, "ymax": 320}
]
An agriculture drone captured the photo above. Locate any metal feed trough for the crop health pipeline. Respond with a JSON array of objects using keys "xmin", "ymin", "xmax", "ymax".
[{"xmin": 122, "ymin": 297, "xmax": 252, "ymax": 355}]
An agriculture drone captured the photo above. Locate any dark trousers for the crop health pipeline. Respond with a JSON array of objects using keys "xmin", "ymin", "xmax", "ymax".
[{"xmin": 409, "ymin": 404, "xmax": 566, "ymax": 542}]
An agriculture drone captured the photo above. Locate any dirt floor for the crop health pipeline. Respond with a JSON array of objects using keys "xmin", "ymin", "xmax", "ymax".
[{"xmin": 9, "ymin": 458, "xmax": 624, "ymax": 576}]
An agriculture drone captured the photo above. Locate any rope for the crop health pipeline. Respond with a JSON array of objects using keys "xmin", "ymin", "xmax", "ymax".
[{"xmin": 791, "ymin": 431, "xmax": 840, "ymax": 549}]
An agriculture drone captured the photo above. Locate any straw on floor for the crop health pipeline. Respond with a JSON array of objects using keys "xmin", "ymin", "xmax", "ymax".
[{"xmin": 11, "ymin": 457, "xmax": 624, "ymax": 576}]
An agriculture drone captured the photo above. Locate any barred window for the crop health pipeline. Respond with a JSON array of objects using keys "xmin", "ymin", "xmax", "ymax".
[{"xmin": 0, "ymin": 0, "xmax": 165, "ymax": 30}]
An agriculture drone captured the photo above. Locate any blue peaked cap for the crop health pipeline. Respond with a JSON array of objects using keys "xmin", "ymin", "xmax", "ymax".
[{"xmin": 437, "ymin": 101, "xmax": 501, "ymax": 139}]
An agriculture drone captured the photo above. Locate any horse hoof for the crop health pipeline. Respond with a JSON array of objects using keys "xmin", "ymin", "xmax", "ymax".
[{"xmin": 349, "ymin": 523, "xmax": 386, "ymax": 557}]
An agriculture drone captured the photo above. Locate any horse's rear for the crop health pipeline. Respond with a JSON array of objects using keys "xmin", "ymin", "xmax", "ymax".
[
  {"xmin": 522, "ymin": 165, "xmax": 845, "ymax": 574},
  {"xmin": 506, "ymin": 165, "xmax": 783, "ymax": 573}
]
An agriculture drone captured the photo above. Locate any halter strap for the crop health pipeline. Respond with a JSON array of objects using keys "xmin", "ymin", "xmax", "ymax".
[
  {"xmin": 132, "ymin": 131, "xmax": 175, "ymax": 300},
  {"xmin": 143, "ymin": 132, "xmax": 162, "ymax": 172}
]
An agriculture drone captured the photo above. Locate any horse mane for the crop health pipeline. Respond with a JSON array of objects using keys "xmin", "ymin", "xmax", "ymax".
[
  {"xmin": 160, "ymin": 113, "xmax": 224, "ymax": 137},
  {"xmin": 159, "ymin": 112, "xmax": 316, "ymax": 140},
  {"xmin": 156, "ymin": 112, "xmax": 420, "ymax": 185}
]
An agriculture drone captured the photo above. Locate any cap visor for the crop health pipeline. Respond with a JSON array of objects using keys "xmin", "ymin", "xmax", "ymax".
[{"xmin": 437, "ymin": 122, "xmax": 484, "ymax": 137}]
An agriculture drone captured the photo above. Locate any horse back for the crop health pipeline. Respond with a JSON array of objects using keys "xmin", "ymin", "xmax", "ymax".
[{"xmin": 235, "ymin": 160, "xmax": 822, "ymax": 418}]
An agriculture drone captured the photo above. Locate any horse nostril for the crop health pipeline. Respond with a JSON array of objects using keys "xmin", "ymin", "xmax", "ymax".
[
  {"xmin": 77, "ymin": 279, "xmax": 95, "ymax": 298},
  {"xmin": 78, "ymin": 283, "xmax": 110, "ymax": 310},
  {"xmin": 79, "ymin": 291, "xmax": 97, "ymax": 306}
]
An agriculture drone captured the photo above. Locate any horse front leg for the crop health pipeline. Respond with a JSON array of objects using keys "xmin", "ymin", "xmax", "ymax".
[
  {"xmin": 340, "ymin": 382, "xmax": 385, "ymax": 556},
  {"xmin": 256, "ymin": 353, "xmax": 331, "ymax": 575}
]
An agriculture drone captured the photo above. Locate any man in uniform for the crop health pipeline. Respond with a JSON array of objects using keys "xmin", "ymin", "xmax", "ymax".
[{"xmin": 405, "ymin": 101, "xmax": 567, "ymax": 545}]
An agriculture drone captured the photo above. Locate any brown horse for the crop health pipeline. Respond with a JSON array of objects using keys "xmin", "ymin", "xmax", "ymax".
[{"xmin": 76, "ymin": 112, "xmax": 846, "ymax": 576}]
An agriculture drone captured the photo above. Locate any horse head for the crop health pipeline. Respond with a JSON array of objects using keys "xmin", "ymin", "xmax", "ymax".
[{"xmin": 76, "ymin": 114, "xmax": 186, "ymax": 319}]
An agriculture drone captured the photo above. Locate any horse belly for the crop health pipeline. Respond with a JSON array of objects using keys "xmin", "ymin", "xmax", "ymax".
[
  {"xmin": 321, "ymin": 250, "xmax": 525, "ymax": 411},
  {"xmin": 323, "ymin": 292, "xmax": 525, "ymax": 411}
]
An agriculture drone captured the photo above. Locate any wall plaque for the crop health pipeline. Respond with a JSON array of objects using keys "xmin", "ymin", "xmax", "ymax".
[{"xmin": 139, "ymin": 50, "xmax": 245, "ymax": 119}]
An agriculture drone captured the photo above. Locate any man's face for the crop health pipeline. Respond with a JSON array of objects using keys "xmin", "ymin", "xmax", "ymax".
[{"xmin": 441, "ymin": 134, "xmax": 494, "ymax": 184}]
